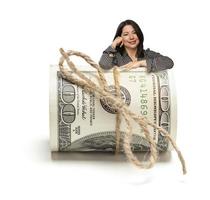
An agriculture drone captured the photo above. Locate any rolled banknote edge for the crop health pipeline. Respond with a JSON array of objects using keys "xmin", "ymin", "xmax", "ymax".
[
  {"xmin": 167, "ymin": 69, "xmax": 177, "ymax": 151},
  {"xmin": 49, "ymin": 65, "xmax": 59, "ymax": 151}
]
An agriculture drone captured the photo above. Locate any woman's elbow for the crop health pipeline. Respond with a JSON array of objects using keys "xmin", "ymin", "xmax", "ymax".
[
  {"xmin": 99, "ymin": 61, "xmax": 114, "ymax": 70},
  {"xmin": 164, "ymin": 56, "xmax": 174, "ymax": 69}
]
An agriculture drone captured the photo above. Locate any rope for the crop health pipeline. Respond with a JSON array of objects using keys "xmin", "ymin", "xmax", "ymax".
[{"xmin": 58, "ymin": 48, "xmax": 187, "ymax": 175}]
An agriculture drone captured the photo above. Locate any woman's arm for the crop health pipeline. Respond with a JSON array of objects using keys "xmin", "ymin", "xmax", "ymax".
[
  {"xmin": 145, "ymin": 49, "xmax": 174, "ymax": 72},
  {"xmin": 99, "ymin": 46, "xmax": 117, "ymax": 70},
  {"xmin": 99, "ymin": 37, "xmax": 123, "ymax": 70}
]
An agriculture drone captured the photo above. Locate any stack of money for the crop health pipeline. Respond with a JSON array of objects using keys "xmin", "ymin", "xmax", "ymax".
[{"xmin": 49, "ymin": 65, "xmax": 176, "ymax": 152}]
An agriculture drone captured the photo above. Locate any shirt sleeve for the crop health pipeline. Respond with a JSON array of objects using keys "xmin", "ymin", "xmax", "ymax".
[
  {"xmin": 145, "ymin": 49, "xmax": 174, "ymax": 72},
  {"xmin": 99, "ymin": 46, "xmax": 117, "ymax": 70}
]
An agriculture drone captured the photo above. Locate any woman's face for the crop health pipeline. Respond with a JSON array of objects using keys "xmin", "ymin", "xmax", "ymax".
[{"xmin": 121, "ymin": 25, "xmax": 139, "ymax": 49}]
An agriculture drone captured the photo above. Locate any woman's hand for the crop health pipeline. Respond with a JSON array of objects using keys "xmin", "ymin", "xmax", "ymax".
[
  {"xmin": 111, "ymin": 36, "xmax": 123, "ymax": 49},
  {"xmin": 120, "ymin": 60, "xmax": 147, "ymax": 71}
]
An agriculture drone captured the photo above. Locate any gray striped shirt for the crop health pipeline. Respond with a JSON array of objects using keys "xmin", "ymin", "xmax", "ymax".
[{"xmin": 99, "ymin": 46, "xmax": 174, "ymax": 72}]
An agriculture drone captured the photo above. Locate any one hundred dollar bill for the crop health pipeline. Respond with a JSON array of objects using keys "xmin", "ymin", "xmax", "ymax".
[{"xmin": 49, "ymin": 65, "xmax": 177, "ymax": 152}]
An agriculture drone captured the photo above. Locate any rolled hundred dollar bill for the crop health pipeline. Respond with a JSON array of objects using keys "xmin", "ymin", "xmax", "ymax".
[{"xmin": 49, "ymin": 65, "xmax": 176, "ymax": 152}]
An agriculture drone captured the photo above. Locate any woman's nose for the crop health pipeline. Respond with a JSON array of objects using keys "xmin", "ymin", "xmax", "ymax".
[{"xmin": 129, "ymin": 34, "xmax": 134, "ymax": 39}]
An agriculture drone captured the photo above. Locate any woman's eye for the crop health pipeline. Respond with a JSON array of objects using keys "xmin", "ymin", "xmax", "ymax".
[{"xmin": 122, "ymin": 33, "xmax": 128, "ymax": 36}]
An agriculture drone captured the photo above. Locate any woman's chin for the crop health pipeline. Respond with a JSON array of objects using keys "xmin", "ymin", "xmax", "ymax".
[{"xmin": 125, "ymin": 44, "xmax": 138, "ymax": 49}]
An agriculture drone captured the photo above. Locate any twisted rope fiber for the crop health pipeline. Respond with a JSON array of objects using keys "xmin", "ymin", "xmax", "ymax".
[{"xmin": 58, "ymin": 48, "xmax": 187, "ymax": 174}]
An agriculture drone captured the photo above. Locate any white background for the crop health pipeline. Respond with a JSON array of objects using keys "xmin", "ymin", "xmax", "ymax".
[{"xmin": 0, "ymin": 0, "xmax": 210, "ymax": 199}]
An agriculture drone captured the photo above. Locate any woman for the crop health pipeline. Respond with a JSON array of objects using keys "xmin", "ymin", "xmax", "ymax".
[{"xmin": 99, "ymin": 19, "xmax": 174, "ymax": 72}]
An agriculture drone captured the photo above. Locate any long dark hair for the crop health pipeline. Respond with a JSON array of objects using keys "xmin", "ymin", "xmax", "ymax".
[{"xmin": 113, "ymin": 19, "xmax": 144, "ymax": 58}]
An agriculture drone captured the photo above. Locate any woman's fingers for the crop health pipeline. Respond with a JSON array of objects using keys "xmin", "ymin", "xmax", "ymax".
[
  {"xmin": 122, "ymin": 61, "xmax": 142, "ymax": 71},
  {"xmin": 116, "ymin": 36, "xmax": 122, "ymax": 46}
]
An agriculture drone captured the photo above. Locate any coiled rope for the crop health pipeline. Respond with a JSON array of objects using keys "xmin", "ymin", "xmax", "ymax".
[{"xmin": 58, "ymin": 48, "xmax": 187, "ymax": 174}]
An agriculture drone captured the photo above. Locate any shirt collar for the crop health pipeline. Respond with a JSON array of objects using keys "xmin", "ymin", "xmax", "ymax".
[{"xmin": 122, "ymin": 50, "xmax": 142, "ymax": 61}]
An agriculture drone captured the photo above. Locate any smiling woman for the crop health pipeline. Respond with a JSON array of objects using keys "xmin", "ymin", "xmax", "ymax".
[{"xmin": 99, "ymin": 19, "xmax": 174, "ymax": 72}]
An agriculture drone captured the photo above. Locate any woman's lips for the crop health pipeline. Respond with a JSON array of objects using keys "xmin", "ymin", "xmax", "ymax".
[{"xmin": 129, "ymin": 41, "xmax": 136, "ymax": 45}]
